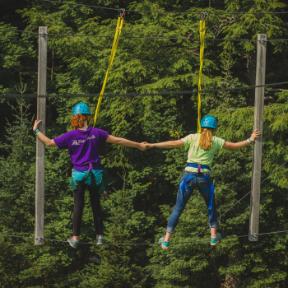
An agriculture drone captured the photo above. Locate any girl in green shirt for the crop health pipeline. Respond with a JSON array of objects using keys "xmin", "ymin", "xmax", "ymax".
[{"xmin": 146, "ymin": 115, "xmax": 260, "ymax": 250}]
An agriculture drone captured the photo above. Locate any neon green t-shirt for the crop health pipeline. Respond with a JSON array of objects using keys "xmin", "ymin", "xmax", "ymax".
[{"xmin": 181, "ymin": 133, "xmax": 225, "ymax": 172}]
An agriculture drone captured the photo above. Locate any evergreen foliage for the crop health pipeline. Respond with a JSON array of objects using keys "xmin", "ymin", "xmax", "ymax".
[{"xmin": 0, "ymin": 1, "xmax": 287, "ymax": 287}]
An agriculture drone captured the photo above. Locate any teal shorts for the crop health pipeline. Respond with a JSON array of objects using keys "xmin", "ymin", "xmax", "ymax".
[{"xmin": 70, "ymin": 169, "xmax": 104, "ymax": 191}]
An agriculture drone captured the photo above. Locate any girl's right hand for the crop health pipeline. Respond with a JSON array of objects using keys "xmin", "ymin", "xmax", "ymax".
[{"xmin": 33, "ymin": 119, "xmax": 42, "ymax": 130}]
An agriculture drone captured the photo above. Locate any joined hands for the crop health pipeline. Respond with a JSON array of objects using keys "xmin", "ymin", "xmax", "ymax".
[{"xmin": 138, "ymin": 142, "xmax": 154, "ymax": 151}]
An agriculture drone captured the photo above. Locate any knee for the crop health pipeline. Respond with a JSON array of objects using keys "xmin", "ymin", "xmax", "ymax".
[
  {"xmin": 172, "ymin": 205, "xmax": 184, "ymax": 216},
  {"xmin": 208, "ymin": 205, "xmax": 214, "ymax": 212}
]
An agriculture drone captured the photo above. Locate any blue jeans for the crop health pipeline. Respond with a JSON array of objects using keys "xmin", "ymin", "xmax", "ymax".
[{"xmin": 167, "ymin": 172, "xmax": 217, "ymax": 233}]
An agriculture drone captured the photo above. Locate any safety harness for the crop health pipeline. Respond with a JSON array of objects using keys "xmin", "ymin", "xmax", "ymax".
[{"xmin": 185, "ymin": 162, "xmax": 215, "ymax": 211}]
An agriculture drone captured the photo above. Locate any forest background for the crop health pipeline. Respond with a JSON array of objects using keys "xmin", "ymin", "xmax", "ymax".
[{"xmin": 0, "ymin": 0, "xmax": 287, "ymax": 287}]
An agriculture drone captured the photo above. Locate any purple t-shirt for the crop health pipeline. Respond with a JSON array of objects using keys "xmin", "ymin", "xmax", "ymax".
[{"xmin": 53, "ymin": 127, "xmax": 109, "ymax": 171}]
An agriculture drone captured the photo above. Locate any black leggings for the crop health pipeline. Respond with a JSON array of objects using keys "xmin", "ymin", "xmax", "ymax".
[{"xmin": 72, "ymin": 181, "xmax": 103, "ymax": 236}]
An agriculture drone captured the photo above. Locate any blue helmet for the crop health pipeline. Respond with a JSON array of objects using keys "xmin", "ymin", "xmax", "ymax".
[
  {"xmin": 200, "ymin": 115, "xmax": 218, "ymax": 129},
  {"xmin": 72, "ymin": 101, "xmax": 91, "ymax": 115}
]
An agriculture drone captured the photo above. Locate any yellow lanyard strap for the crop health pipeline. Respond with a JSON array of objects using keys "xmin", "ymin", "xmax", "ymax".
[
  {"xmin": 93, "ymin": 16, "xmax": 124, "ymax": 126},
  {"xmin": 197, "ymin": 19, "xmax": 206, "ymax": 132}
]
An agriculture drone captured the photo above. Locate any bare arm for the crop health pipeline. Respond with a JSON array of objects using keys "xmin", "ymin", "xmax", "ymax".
[
  {"xmin": 223, "ymin": 140, "xmax": 252, "ymax": 150},
  {"xmin": 106, "ymin": 135, "xmax": 146, "ymax": 151},
  {"xmin": 223, "ymin": 130, "xmax": 261, "ymax": 150},
  {"xmin": 33, "ymin": 120, "xmax": 56, "ymax": 147},
  {"xmin": 147, "ymin": 139, "xmax": 184, "ymax": 149}
]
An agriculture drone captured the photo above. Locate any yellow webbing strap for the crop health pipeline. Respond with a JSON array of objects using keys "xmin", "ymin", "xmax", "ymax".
[
  {"xmin": 197, "ymin": 18, "xmax": 206, "ymax": 132},
  {"xmin": 93, "ymin": 15, "xmax": 124, "ymax": 126}
]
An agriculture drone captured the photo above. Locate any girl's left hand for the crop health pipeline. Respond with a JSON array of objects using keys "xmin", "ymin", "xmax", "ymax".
[{"xmin": 250, "ymin": 129, "xmax": 261, "ymax": 141}]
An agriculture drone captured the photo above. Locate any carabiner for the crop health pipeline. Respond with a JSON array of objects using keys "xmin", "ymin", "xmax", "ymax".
[
  {"xmin": 120, "ymin": 8, "xmax": 126, "ymax": 18},
  {"xmin": 200, "ymin": 11, "xmax": 208, "ymax": 20}
]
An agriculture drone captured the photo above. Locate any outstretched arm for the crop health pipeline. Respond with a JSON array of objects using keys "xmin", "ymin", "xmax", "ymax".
[
  {"xmin": 223, "ymin": 130, "xmax": 261, "ymax": 150},
  {"xmin": 147, "ymin": 139, "xmax": 184, "ymax": 149},
  {"xmin": 106, "ymin": 135, "xmax": 146, "ymax": 151},
  {"xmin": 33, "ymin": 120, "xmax": 56, "ymax": 147}
]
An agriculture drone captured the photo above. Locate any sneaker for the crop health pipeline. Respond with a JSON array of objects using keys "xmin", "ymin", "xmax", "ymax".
[
  {"xmin": 67, "ymin": 237, "xmax": 80, "ymax": 249},
  {"xmin": 96, "ymin": 234, "xmax": 103, "ymax": 245},
  {"xmin": 210, "ymin": 233, "xmax": 222, "ymax": 246},
  {"xmin": 159, "ymin": 237, "xmax": 170, "ymax": 250}
]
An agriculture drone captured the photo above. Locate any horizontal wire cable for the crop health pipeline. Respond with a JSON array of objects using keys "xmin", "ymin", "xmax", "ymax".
[
  {"xmin": 1, "ymin": 231, "xmax": 33, "ymax": 239},
  {"xmin": 1, "ymin": 26, "xmax": 288, "ymax": 43},
  {"xmin": 47, "ymin": 32, "xmax": 187, "ymax": 41},
  {"xmin": 228, "ymin": 229, "xmax": 288, "ymax": 239},
  {"xmin": 170, "ymin": 230, "xmax": 288, "ymax": 245},
  {"xmin": 1, "ymin": 229, "xmax": 288, "ymax": 247},
  {"xmin": 210, "ymin": 38, "xmax": 288, "ymax": 42},
  {"xmin": 3, "ymin": 32, "xmax": 288, "ymax": 43},
  {"xmin": 216, "ymin": 11, "xmax": 288, "ymax": 15},
  {"xmin": 35, "ymin": 0, "xmax": 288, "ymax": 16},
  {"xmin": 1, "ymin": 81, "xmax": 287, "ymax": 99},
  {"xmin": 258, "ymin": 230, "xmax": 288, "ymax": 236},
  {"xmin": 44, "ymin": 32, "xmax": 288, "ymax": 42},
  {"xmin": 42, "ymin": 0, "xmax": 122, "ymax": 12}
]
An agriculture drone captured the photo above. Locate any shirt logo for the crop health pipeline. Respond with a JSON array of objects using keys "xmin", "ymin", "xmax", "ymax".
[{"xmin": 72, "ymin": 135, "xmax": 96, "ymax": 146}]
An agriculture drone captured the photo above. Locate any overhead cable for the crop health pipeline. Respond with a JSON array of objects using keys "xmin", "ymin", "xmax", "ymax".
[
  {"xmin": 1, "ymin": 26, "xmax": 288, "ymax": 43},
  {"xmin": 1, "ymin": 81, "xmax": 288, "ymax": 99},
  {"xmin": 41, "ymin": 0, "xmax": 288, "ymax": 16},
  {"xmin": 42, "ymin": 0, "xmax": 122, "ymax": 12}
]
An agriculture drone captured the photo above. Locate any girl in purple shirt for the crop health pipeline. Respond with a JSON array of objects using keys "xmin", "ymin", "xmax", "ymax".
[{"xmin": 33, "ymin": 101, "xmax": 145, "ymax": 248}]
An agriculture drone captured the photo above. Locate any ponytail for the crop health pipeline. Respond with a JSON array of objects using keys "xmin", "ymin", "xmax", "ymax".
[{"xmin": 199, "ymin": 128, "xmax": 213, "ymax": 150}]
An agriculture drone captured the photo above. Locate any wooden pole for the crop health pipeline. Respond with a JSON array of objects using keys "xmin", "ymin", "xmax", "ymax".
[
  {"xmin": 35, "ymin": 26, "xmax": 47, "ymax": 245},
  {"xmin": 249, "ymin": 34, "xmax": 267, "ymax": 241}
]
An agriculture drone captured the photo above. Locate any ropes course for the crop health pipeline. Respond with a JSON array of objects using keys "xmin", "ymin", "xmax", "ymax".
[{"xmin": 0, "ymin": 2, "xmax": 287, "ymax": 267}]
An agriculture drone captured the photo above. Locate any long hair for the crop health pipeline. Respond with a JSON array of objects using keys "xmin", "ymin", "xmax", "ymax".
[
  {"xmin": 199, "ymin": 128, "xmax": 213, "ymax": 150},
  {"xmin": 71, "ymin": 114, "xmax": 90, "ymax": 129}
]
